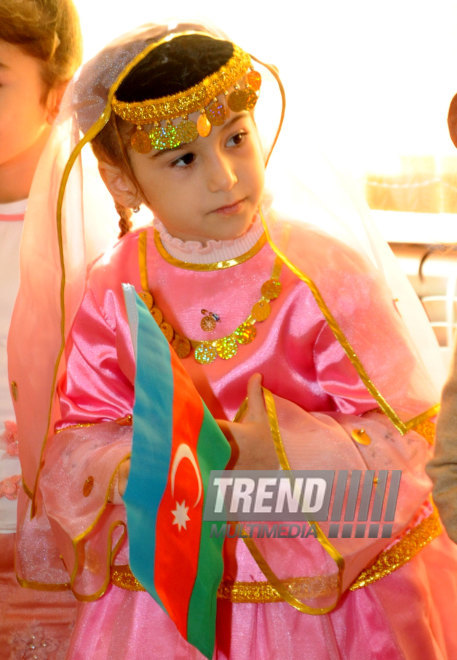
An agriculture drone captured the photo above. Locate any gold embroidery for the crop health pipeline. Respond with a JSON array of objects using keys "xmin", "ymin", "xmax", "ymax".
[{"xmin": 111, "ymin": 565, "xmax": 145, "ymax": 592}]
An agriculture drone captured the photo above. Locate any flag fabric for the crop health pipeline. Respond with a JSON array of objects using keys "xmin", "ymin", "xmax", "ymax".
[{"xmin": 122, "ymin": 285, "xmax": 231, "ymax": 659}]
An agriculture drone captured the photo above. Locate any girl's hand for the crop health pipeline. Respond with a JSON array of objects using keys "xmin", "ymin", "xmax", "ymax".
[{"xmin": 217, "ymin": 373, "xmax": 279, "ymax": 470}]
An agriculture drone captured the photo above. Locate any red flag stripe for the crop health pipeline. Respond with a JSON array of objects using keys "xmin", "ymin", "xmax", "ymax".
[{"xmin": 154, "ymin": 345, "xmax": 205, "ymax": 636}]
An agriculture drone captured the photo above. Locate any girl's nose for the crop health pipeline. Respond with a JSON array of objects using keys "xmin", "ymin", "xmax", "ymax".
[{"xmin": 207, "ymin": 153, "xmax": 237, "ymax": 192}]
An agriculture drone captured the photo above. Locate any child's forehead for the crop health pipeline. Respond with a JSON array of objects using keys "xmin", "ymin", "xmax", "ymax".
[
  {"xmin": 142, "ymin": 110, "xmax": 256, "ymax": 155},
  {"xmin": 0, "ymin": 40, "xmax": 41, "ymax": 73}
]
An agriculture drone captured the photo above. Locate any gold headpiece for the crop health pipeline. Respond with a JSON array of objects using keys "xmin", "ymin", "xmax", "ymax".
[{"xmin": 111, "ymin": 44, "xmax": 262, "ymax": 153}]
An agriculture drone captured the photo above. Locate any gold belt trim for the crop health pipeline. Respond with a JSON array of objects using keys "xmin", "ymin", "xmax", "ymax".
[
  {"xmin": 349, "ymin": 506, "xmax": 442, "ymax": 590},
  {"xmin": 110, "ymin": 509, "xmax": 441, "ymax": 602}
]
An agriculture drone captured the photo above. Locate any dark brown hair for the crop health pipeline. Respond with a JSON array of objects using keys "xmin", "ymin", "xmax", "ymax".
[{"xmin": 91, "ymin": 34, "xmax": 233, "ymax": 236}]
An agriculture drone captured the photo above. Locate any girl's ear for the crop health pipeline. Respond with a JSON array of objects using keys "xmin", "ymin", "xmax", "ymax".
[
  {"xmin": 98, "ymin": 160, "xmax": 142, "ymax": 210},
  {"xmin": 45, "ymin": 82, "xmax": 68, "ymax": 124}
]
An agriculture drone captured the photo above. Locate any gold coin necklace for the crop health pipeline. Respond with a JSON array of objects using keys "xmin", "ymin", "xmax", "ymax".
[{"xmin": 137, "ymin": 230, "xmax": 283, "ymax": 365}]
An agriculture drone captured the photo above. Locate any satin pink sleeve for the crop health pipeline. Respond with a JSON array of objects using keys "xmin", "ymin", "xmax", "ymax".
[
  {"xmin": 252, "ymin": 288, "xmax": 433, "ymax": 594},
  {"xmin": 58, "ymin": 286, "xmax": 134, "ymax": 426},
  {"xmin": 39, "ymin": 420, "xmax": 132, "ymax": 598},
  {"xmin": 39, "ymin": 284, "xmax": 135, "ymax": 598}
]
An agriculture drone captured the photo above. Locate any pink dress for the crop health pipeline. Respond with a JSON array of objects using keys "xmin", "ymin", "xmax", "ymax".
[
  {"xmin": 0, "ymin": 201, "xmax": 76, "ymax": 659},
  {"xmin": 33, "ymin": 217, "xmax": 457, "ymax": 658}
]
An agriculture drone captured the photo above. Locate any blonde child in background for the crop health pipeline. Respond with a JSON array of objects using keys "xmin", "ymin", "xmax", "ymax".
[
  {"xmin": 9, "ymin": 21, "xmax": 457, "ymax": 659},
  {"xmin": 0, "ymin": 1, "xmax": 81, "ymax": 657}
]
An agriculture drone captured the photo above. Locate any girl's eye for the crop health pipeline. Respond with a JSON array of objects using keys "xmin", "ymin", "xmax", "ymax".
[
  {"xmin": 171, "ymin": 152, "xmax": 195, "ymax": 168},
  {"xmin": 227, "ymin": 130, "xmax": 247, "ymax": 147}
]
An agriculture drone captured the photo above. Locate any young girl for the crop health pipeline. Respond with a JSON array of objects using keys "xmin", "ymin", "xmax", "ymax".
[
  {"xmin": 9, "ymin": 21, "xmax": 457, "ymax": 659},
  {"xmin": 0, "ymin": 1, "xmax": 82, "ymax": 656}
]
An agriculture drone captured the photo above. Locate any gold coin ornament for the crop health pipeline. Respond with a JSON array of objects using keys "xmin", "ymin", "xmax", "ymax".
[
  {"xmin": 227, "ymin": 89, "xmax": 249, "ymax": 113},
  {"xmin": 139, "ymin": 291, "xmax": 154, "ymax": 309},
  {"xmin": 216, "ymin": 336, "xmax": 238, "ymax": 360},
  {"xmin": 251, "ymin": 300, "xmax": 271, "ymax": 322},
  {"xmin": 194, "ymin": 343, "xmax": 218, "ymax": 365},
  {"xmin": 176, "ymin": 119, "xmax": 198, "ymax": 145},
  {"xmin": 151, "ymin": 307, "xmax": 163, "ymax": 325},
  {"xmin": 150, "ymin": 124, "xmax": 180, "ymax": 151},
  {"xmin": 197, "ymin": 112, "xmax": 212, "ymax": 137},
  {"xmin": 172, "ymin": 335, "xmax": 192, "ymax": 359},
  {"xmin": 131, "ymin": 128, "xmax": 152, "ymax": 154},
  {"xmin": 234, "ymin": 322, "xmax": 256, "ymax": 345},
  {"xmin": 261, "ymin": 279, "xmax": 282, "ymax": 300},
  {"xmin": 138, "ymin": 241, "xmax": 283, "ymax": 365},
  {"xmin": 243, "ymin": 88, "xmax": 258, "ymax": 111},
  {"xmin": 206, "ymin": 100, "xmax": 227, "ymax": 126},
  {"xmin": 246, "ymin": 70, "xmax": 262, "ymax": 91},
  {"xmin": 160, "ymin": 322, "xmax": 174, "ymax": 343}
]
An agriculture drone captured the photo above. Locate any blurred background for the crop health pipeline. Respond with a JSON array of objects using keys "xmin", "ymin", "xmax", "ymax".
[{"xmin": 73, "ymin": 0, "xmax": 457, "ymax": 361}]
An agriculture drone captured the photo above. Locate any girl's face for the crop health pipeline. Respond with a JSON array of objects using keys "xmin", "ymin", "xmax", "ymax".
[
  {"xmin": 0, "ymin": 41, "xmax": 55, "ymax": 200},
  {"xmin": 128, "ymin": 111, "xmax": 265, "ymax": 243}
]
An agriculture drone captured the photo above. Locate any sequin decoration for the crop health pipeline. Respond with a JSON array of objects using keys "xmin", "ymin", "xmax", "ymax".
[
  {"xmin": 234, "ymin": 322, "xmax": 257, "ymax": 344},
  {"xmin": 206, "ymin": 99, "xmax": 227, "ymax": 126},
  {"xmin": 149, "ymin": 124, "xmax": 180, "ymax": 150},
  {"xmin": 197, "ymin": 112, "xmax": 212, "ymax": 137},
  {"xmin": 131, "ymin": 127, "xmax": 152, "ymax": 154},
  {"xmin": 244, "ymin": 88, "xmax": 259, "ymax": 111},
  {"xmin": 246, "ymin": 70, "xmax": 262, "ymax": 91},
  {"xmin": 194, "ymin": 343, "xmax": 218, "ymax": 364},
  {"xmin": 176, "ymin": 119, "xmax": 199, "ymax": 145},
  {"xmin": 261, "ymin": 279, "xmax": 282, "ymax": 299},
  {"xmin": 216, "ymin": 336, "xmax": 238, "ymax": 360},
  {"xmin": 227, "ymin": 89, "xmax": 249, "ymax": 113},
  {"xmin": 139, "ymin": 256, "xmax": 282, "ymax": 364},
  {"xmin": 251, "ymin": 299, "xmax": 271, "ymax": 322}
]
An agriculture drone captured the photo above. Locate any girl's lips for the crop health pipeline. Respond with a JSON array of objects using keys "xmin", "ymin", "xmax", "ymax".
[{"xmin": 214, "ymin": 199, "xmax": 245, "ymax": 215}]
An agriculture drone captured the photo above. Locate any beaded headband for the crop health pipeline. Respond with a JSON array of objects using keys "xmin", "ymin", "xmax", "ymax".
[{"xmin": 111, "ymin": 43, "xmax": 262, "ymax": 153}]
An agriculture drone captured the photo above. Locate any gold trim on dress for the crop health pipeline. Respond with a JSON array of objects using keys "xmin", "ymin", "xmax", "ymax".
[
  {"xmin": 258, "ymin": 209, "xmax": 438, "ymax": 435},
  {"xmin": 109, "ymin": 509, "xmax": 441, "ymax": 602},
  {"xmin": 140, "ymin": 229, "xmax": 283, "ymax": 364},
  {"xmin": 407, "ymin": 406, "xmax": 439, "ymax": 440},
  {"xmin": 153, "ymin": 227, "xmax": 267, "ymax": 270},
  {"xmin": 350, "ymin": 507, "xmax": 442, "ymax": 589}
]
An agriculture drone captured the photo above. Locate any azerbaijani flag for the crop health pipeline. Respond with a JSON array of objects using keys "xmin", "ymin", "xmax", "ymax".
[{"xmin": 122, "ymin": 285, "xmax": 231, "ymax": 659}]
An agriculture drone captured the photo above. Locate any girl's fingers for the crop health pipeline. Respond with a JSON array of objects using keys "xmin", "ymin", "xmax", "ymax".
[{"xmin": 245, "ymin": 373, "xmax": 265, "ymax": 421}]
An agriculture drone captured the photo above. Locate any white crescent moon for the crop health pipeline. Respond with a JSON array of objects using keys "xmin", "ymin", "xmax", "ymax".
[{"xmin": 170, "ymin": 443, "xmax": 203, "ymax": 507}]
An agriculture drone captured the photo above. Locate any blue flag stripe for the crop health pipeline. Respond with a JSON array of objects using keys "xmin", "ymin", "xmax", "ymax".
[{"xmin": 123, "ymin": 288, "xmax": 174, "ymax": 607}]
